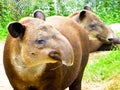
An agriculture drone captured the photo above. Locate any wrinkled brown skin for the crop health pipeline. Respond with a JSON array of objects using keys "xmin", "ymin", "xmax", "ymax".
[
  {"xmin": 3, "ymin": 13, "xmax": 89, "ymax": 90},
  {"xmin": 68, "ymin": 9, "xmax": 118, "ymax": 52}
]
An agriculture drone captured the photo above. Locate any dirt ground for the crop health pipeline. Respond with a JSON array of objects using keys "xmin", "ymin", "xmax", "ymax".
[
  {"xmin": 0, "ymin": 42, "xmax": 13, "ymax": 90},
  {"xmin": 0, "ymin": 42, "xmax": 113, "ymax": 90}
]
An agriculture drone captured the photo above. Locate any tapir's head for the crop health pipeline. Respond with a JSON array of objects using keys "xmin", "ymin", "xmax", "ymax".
[
  {"xmin": 69, "ymin": 8, "xmax": 114, "ymax": 43},
  {"xmin": 8, "ymin": 11, "xmax": 74, "ymax": 67}
]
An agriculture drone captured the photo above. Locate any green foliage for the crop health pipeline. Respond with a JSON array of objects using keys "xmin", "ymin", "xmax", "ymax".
[
  {"xmin": 0, "ymin": 0, "xmax": 120, "ymax": 40},
  {"xmin": 95, "ymin": 0, "xmax": 120, "ymax": 24},
  {"xmin": 83, "ymin": 49, "xmax": 120, "ymax": 82},
  {"xmin": 0, "ymin": 0, "xmax": 12, "ymax": 40}
]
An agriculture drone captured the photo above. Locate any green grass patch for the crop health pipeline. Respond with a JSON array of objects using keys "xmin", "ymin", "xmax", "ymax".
[{"xmin": 83, "ymin": 49, "xmax": 120, "ymax": 82}]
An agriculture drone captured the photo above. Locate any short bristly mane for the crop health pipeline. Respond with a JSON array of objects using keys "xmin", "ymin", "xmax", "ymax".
[{"xmin": 68, "ymin": 11, "xmax": 80, "ymax": 18}]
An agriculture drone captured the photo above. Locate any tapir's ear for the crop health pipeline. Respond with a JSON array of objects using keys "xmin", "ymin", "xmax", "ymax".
[
  {"xmin": 83, "ymin": 6, "xmax": 92, "ymax": 12},
  {"xmin": 33, "ymin": 10, "xmax": 46, "ymax": 21},
  {"xmin": 79, "ymin": 11, "xmax": 86, "ymax": 20},
  {"xmin": 8, "ymin": 22, "xmax": 25, "ymax": 38}
]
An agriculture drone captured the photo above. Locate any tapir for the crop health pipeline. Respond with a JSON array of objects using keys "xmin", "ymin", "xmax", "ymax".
[
  {"xmin": 3, "ymin": 10, "xmax": 89, "ymax": 90},
  {"xmin": 68, "ymin": 7, "xmax": 120, "ymax": 52}
]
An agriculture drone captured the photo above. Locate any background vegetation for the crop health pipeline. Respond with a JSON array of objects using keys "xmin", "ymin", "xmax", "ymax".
[
  {"xmin": 84, "ymin": 49, "xmax": 120, "ymax": 81},
  {"xmin": 0, "ymin": 0, "xmax": 120, "ymax": 89},
  {"xmin": 0, "ymin": 0, "xmax": 120, "ymax": 40}
]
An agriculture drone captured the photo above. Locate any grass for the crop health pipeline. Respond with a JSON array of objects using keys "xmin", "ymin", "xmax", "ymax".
[
  {"xmin": 83, "ymin": 49, "xmax": 120, "ymax": 82},
  {"xmin": 104, "ymin": 75, "xmax": 120, "ymax": 90}
]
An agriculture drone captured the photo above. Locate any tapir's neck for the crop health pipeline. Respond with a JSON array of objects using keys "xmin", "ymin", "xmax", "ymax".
[
  {"xmin": 89, "ymin": 40, "xmax": 103, "ymax": 52},
  {"xmin": 11, "ymin": 55, "xmax": 63, "ymax": 89}
]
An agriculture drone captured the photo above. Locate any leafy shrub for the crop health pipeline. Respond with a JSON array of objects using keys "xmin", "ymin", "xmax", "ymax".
[
  {"xmin": 0, "ymin": 0, "xmax": 120, "ymax": 40},
  {"xmin": 95, "ymin": 0, "xmax": 120, "ymax": 24}
]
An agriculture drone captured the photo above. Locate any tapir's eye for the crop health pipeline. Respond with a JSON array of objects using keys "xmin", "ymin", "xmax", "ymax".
[
  {"xmin": 90, "ymin": 24, "xmax": 97, "ymax": 30},
  {"xmin": 36, "ymin": 38, "xmax": 46, "ymax": 45}
]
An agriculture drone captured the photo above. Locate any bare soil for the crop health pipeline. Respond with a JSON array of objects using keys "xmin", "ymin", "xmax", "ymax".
[
  {"xmin": 0, "ymin": 42, "xmax": 117, "ymax": 90},
  {"xmin": 0, "ymin": 42, "xmax": 13, "ymax": 90}
]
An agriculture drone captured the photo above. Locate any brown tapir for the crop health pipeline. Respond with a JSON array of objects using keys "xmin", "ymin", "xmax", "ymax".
[
  {"xmin": 3, "ymin": 10, "xmax": 89, "ymax": 90},
  {"xmin": 82, "ymin": 6, "xmax": 120, "ymax": 51},
  {"xmin": 68, "ymin": 8, "xmax": 120, "ymax": 52}
]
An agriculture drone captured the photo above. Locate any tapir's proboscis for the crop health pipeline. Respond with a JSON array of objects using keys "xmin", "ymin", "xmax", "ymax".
[{"xmin": 3, "ymin": 10, "xmax": 89, "ymax": 90}]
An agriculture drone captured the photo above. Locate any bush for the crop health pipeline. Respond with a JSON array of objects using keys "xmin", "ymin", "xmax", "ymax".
[
  {"xmin": 0, "ymin": 0, "xmax": 120, "ymax": 40},
  {"xmin": 95, "ymin": 0, "xmax": 120, "ymax": 24}
]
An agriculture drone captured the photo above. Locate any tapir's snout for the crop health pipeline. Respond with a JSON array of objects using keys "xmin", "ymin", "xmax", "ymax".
[
  {"xmin": 49, "ymin": 51, "xmax": 61, "ymax": 62},
  {"xmin": 48, "ymin": 42, "xmax": 74, "ymax": 66},
  {"xmin": 107, "ymin": 33, "xmax": 114, "ymax": 42},
  {"xmin": 97, "ymin": 32, "xmax": 114, "ymax": 43}
]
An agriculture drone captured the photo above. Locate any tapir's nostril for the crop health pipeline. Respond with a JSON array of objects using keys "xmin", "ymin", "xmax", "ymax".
[
  {"xmin": 108, "ymin": 38, "xmax": 113, "ymax": 41},
  {"xmin": 49, "ymin": 51, "xmax": 61, "ymax": 61}
]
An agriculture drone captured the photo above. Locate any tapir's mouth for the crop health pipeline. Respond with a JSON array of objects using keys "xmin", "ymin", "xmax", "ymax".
[
  {"xmin": 48, "ymin": 51, "xmax": 62, "ymax": 62},
  {"xmin": 97, "ymin": 35, "xmax": 111, "ymax": 43},
  {"xmin": 97, "ymin": 36, "xmax": 106, "ymax": 41},
  {"xmin": 97, "ymin": 36, "xmax": 113, "ymax": 44}
]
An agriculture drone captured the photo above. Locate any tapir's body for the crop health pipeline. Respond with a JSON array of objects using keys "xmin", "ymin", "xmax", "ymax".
[
  {"xmin": 46, "ymin": 16, "xmax": 89, "ymax": 89},
  {"xmin": 3, "ymin": 11, "xmax": 89, "ymax": 90}
]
